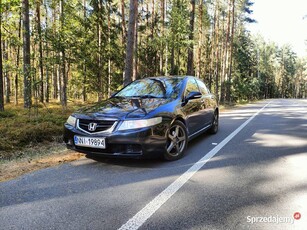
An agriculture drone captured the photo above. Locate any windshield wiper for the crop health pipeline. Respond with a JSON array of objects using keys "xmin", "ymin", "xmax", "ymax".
[
  {"xmin": 112, "ymin": 95, "xmax": 124, "ymax": 99},
  {"xmin": 133, "ymin": 95, "xmax": 166, "ymax": 99}
]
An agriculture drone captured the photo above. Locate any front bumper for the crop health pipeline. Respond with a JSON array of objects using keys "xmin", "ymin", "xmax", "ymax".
[{"xmin": 63, "ymin": 123, "xmax": 168, "ymax": 158}]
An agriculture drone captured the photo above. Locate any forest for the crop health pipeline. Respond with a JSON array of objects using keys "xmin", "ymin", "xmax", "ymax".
[{"xmin": 0, "ymin": 0, "xmax": 306, "ymax": 111}]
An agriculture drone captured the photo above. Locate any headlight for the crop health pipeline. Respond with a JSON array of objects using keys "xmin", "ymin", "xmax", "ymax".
[
  {"xmin": 118, "ymin": 117, "xmax": 162, "ymax": 131},
  {"xmin": 66, "ymin": 115, "xmax": 77, "ymax": 127}
]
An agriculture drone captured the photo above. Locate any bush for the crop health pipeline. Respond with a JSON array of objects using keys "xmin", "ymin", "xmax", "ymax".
[{"xmin": 0, "ymin": 110, "xmax": 15, "ymax": 118}]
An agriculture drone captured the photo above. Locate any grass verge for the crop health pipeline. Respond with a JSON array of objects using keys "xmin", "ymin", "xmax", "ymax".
[{"xmin": 0, "ymin": 101, "xmax": 85, "ymax": 182}]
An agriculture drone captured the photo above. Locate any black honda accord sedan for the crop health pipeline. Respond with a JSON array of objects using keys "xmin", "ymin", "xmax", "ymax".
[{"xmin": 64, "ymin": 76, "xmax": 218, "ymax": 160}]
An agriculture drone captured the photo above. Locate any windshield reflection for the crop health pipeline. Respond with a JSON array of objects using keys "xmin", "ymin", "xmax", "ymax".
[{"xmin": 114, "ymin": 77, "xmax": 183, "ymax": 99}]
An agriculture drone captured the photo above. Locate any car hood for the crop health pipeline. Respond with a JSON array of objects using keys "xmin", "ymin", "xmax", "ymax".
[{"xmin": 75, "ymin": 97, "xmax": 173, "ymax": 120}]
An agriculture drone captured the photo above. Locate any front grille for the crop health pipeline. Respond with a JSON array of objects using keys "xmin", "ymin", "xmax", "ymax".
[{"xmin": 78, "ymin": 119, "xmax": 116, "ymax": 133}]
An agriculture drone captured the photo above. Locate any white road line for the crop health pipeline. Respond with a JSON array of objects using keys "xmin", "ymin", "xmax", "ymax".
[{"xmin": 118, "ymin": 101, "xmax": 271, "ymax": 230}]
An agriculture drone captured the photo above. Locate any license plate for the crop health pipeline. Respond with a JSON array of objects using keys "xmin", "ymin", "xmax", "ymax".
[{"xmin": 74, "ymin": 136, "xmax": 106, "ymax": 149}]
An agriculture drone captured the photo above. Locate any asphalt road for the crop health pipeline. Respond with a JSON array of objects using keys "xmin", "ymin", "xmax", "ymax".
[{"xmin": 1, "ymin": 99, "xmax": 307, "ymax": 230}]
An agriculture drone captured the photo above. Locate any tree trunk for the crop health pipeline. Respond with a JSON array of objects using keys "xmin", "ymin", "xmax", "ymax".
[
  {"xmin": 165, "ymin": 43, "xmax": 168, "ymax": 75},
  {"xmin": 82, "ymin": 0, "xmax": 87, "ymax": 102},
  {"xmin": 44, "ymin": 1, "xmax": 49, "ymax": 103},
  {"xmin": 151, "ymin": 0, "xmax": 155, "ymax": 38},
  {"xmin": 214, "ymin": 0, "xmax": 220, "ymax": 99},
  {"xmin": 97, "ymin": 0, "xmax": 103, "ymax": 101},
  {"xmin": 2, "ymin": 9, "xmax": 10, "ymax": 104},
  {"xmin": 82, "ymin": 62, "xmax": 86, "ymax": 102},
  {"xmin": 121, "ymin": 0, "xmax": 126, "ymax": 83},
  {"xmin": 58, "ymin": 63, "xmax": 62, "ymax": 101},
  {"xmin": 187, "ymin": 0, "xmax": 195, "ymax": 75},
  {"xmin": 124, "ymin": 0, "xmax": 138, "ymax": 86},
  {"xmin": 52, "ymin": 62, "xmax": 58, "ymax": 99},
  {"xmin": 23, "ymin": 0, "xmax": 32, "ymax": 109},
  {"xmin": 51, "ymin": 6, "xmax": 58, "ymax": 100},
  {"xmin": 177, "ymin": 47, "xmax": 180, "ymax": 75},
  {"xmin": 170, "ymin": 46, "xmax": 175, "ymax": 75},
  {"xmin": 15, "ymin": 10, "xmax": 22, "ymax": 105},
  {"xmin": 152, "ymin": 0, "xmax": 158, "ymax": 75},
  {"xmin": 121, "ymin": 0, "xmax": 127, "ymax": 46},
  {"xmin": 107, "ymin": 0, "xmax": 111, "ymax": 97},
  {"xmin": 36, "ymin": 0, "xmax": 44, "ymax": 103},
  {"xmin": 197, "ymin": 0, "xmax": 203, "ymax": 78},
  {"xmin": 160, "ymin": 0, "xmax": 165, "ymax": 75},
  {"xmin": 0, "ymin": 0, "xmax": 4, "ymax": 111},
  {"xmin": 60, "ymin": 0, "xmax": 67, "ymax": 107},
  {"xmin": 3, "ymin": 40, "xmax": 10, "ymax": 103},
  {"xmin": 220, "ymin": 0, "xmax": 231, "ymax": 104},
  {"xmin": 133, "ymin": 19, "xmax": 138, "ymax": 80},
  {"xmin": 226, "ymin": 0, "xmax": 235, "ymax": 103},
  {"xmin": 209, "ymin": 0, "xmax": 218, "ymax": 92},
  {"xmin": 145, "ymin": 1, "xmax": 149, "ymax": 77}
]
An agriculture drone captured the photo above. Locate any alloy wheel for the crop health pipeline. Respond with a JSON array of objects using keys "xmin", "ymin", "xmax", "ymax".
[{"xmin": 166, "ymin": 124, "xmax": 187, "ymax": 157}]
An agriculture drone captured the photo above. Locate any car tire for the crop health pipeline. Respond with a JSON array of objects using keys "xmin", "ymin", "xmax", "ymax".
[
  {"xmin": 208, "ymin": 111, "xmax": 219, "ymax": 134},
  {"xmin": 164, "ymin": 120, "xmax": 188, "ymax": 161}
]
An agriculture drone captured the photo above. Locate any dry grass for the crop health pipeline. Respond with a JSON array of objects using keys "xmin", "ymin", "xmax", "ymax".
[{"xmin": 0, "ymin": 143, "xmax": 84, "ymax": 182}]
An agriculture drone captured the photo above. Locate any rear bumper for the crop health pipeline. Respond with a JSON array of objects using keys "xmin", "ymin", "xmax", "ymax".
[{"xmin": 63, "ymin": 123, "xmax": 168, "ymax": 159}]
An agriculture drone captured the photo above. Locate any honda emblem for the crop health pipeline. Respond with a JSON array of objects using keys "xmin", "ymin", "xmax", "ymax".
[{"xmin": 88, "ymin": 123, "xmax": 97, "ymax": 131}]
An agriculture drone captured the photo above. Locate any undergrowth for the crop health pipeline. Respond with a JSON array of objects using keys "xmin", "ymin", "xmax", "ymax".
[{"xmin": 0, "ymin": 101, "xmax": 83, "ymax": 160}]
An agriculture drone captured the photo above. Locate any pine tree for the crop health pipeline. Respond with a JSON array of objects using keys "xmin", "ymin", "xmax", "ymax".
[
  {"xmin": 124, "ymin": 0, "xmax": 138, "ymax": 86},
  {"xmin": 22, "ymin": 0, "xmax": 32, "ymax": 108},
  {"xmin": 0, "ymin": 0, "xmax": 4, "ymax": 111}
]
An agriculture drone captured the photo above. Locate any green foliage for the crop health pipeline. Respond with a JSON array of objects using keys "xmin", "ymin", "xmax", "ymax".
[
  {"xmin": 232, "ymin": 30, "xmax": 307, "ymax": 102},
  {"xmin": 1, "ymin": 0, "xmax": 306, "ymax": 107}
]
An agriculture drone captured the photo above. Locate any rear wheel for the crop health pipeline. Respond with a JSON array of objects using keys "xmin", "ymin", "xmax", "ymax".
[
  {"xmin": 208, "ymin": 111, "xmax": 219, "ymax": 134},
  {"xmin": 164, "ymin": 120, "xmax": 188, "ymax": 161}
]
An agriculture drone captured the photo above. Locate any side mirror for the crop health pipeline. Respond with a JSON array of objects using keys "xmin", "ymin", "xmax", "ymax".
[
  {"xmin": 182, "ymin": 91, "xmax": 202, "ymax": 105},
  {"xmin": 186, "ymin": 91, "xmax": 202, "ymax": 101}
]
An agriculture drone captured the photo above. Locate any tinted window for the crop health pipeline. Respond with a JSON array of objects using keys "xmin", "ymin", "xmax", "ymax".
[
  {"xmin": 196, "ymin": 79, "xmax": 209, "ymax": 95},
  {"xmin": 115, "ymin": 78, "xmax": 183, "ymax": 99},
  {"xmin": 185, "ymin": 78, "xmax": 200, "ymax": 97}
]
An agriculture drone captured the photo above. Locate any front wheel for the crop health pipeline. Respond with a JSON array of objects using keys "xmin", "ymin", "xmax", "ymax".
[
  {"xmin": 208, "ymin": 111, "xmax": 219, "ymax": 134},
  {"xmin": 164, "ymin": 120, "xmax": 188, "ymax": 161}
]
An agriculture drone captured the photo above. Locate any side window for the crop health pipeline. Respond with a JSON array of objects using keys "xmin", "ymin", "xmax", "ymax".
[
  {"xmin": 185, "ymin": 78, "xmax": 200, "ymax": 97},
  {"xmin": 196, "ymin": 79, "xmax": 209, "ymax": 95}
]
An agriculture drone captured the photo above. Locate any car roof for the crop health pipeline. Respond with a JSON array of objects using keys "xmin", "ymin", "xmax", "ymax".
[{"xmin": 146, "ymin": 76, "xmax": 189, "ymax": 80}]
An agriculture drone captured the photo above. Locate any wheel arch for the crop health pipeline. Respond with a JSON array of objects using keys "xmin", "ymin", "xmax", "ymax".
[
  {"xmin": 170, "ymin": 115, "xmax": 186, "ymax": 127},
  {"xmin": 169, "ymin": 115, "xmax": 189, "ymax": 136}
]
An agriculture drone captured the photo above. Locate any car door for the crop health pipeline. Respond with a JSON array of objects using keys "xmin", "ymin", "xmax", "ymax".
[
  {"xmin": 181, "ymin": 78, "xmax": 204, "ymax": 135},
  {"xmin": 196, "ymin": 79, "xmax": 215, "ymax": 126}
]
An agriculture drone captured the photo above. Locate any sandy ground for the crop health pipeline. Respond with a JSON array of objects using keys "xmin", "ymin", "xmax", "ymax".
[{"xmin": 0, "ymin": 147, "xmax": 84, "ymax": 182}]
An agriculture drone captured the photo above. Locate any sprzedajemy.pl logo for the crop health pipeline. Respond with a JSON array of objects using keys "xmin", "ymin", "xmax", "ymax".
[{"xmin": 246, "ymin": 212, "xmax": 301, "ymax": 225}]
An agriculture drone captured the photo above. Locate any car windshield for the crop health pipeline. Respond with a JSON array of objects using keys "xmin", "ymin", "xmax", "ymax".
[{"xmin": 114, "ymin": 77, "xmax": 183, "ymax": 99}]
